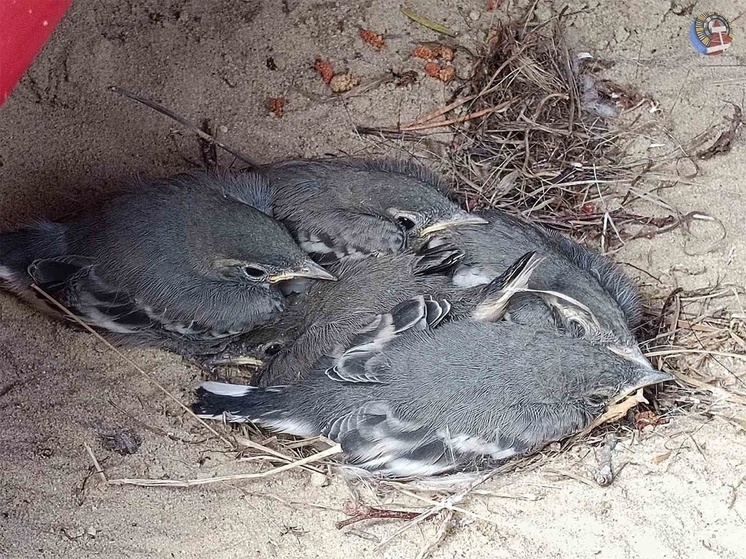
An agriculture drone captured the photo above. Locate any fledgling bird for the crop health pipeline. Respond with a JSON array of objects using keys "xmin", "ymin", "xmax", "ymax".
[
  {"xmin": 193, "ymin": 293, "xmax": 673, "ymax": 478},
  {"xmin": 257, "ymin": 158, "xmax": 487, "ymax": 264},
  {"xmin": 432, "ymin": 209, "xmax": 646, "ymax": 366},
  {"xmin": 199, "ymin": 241, "xmax": 472, "ymax": 385},
  {"xmin": 0, "ymin": 170, "xmax": 335, "ymax": 348}
]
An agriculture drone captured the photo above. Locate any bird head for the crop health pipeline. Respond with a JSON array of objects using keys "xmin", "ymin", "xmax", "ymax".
[
  {"xmin": 514, "ymin": 339, "xmax": 675, "ymax": 451},
  {"xmin": 570, "ymin": 355, "xmax": 674, "ymax": 417},
  {"xmin": 342, "ymin": 159, "xmax": 487, "ymax": 241},
  {"xmin": 205, "ymin": 204, "xmax": 336, "ymax": 287},
  {"xmin": 213, "ymin": 256, "xmax": 335, "ymax": 286},
  {"xmin": 385, "ymin": 206, "xmax": 487, "ymax": 240},
  {"xmin": 521, "ymin": 288, "xmax": 652, "ymax": 371},
  {"xmin": 199, "ymin": 330, "xmax": 290, "ymax": 370}
]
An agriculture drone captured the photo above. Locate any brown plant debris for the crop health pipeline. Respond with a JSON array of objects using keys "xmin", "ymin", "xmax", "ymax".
[
  {"xmin": 267, "ymin": 97, "xmax": 286, "ymax": 118},
  {"xmin": 359, "ymin": 28, "xmax": 385, "ymax": 50},
  {"xmin": 424, "ymin": 61, "xmax": 455, "ymax": 83},
  {"xmin": 393, "ymin": 70, "xmax": 418, "ymax": 87},
  {"xmin": 336, "ymin": 501, "xmax": 421, "ymax": 529},
  {"xmin": 330, "ymin": 73, "xmax": 360, "ymax": 94},
  {"xmin": 413, "ymin": 42, "xmax": 455, "ymax": 62},
  {"xmin": 697, "ymin": 105, "xmax": 743, "ymax": 160},
  {"xmin": 99, "ymin": 428, "xmax": 142, "ymax": 456},
  {"xmin": 313, "ymin": 58, "xmax": 335, "ymax": 85}
]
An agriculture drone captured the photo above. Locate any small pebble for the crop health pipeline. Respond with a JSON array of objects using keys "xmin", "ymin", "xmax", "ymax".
[
  {"xmin": 469, "ymin": 10, "xmax": 481, "ymax": 21},
  {"xmin": 310, "ymin": 472, "xmax": 329, "ymax": 487},
  {"xmin": 218, "ymin": 125, "xmax": 229, "ymax": 134}
]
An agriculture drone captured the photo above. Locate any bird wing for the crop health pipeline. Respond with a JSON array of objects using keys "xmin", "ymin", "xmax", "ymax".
[
  {"xmin": 521, "ymin": 288, "xmax": 603, "ymax": 338},
  {"xmin": 471, "ymin": 251, "xmax": 544, "ymax": 322},
  {"xmin": 322, "ymin": 401, "xmax": 520, "ymax": 477},
  {"xmin": 325, "ymin": 295, "xmax": 451, "ymax": 384},
  {"xmin": 322, "ymin": 401, "xmax": 453, "ymax": 477},
  {"xmin": 28, "ymin": 256, "xmax": 231, "ymax": 341},
  {"xmin": 294, "ymin": 211, "xmax": 405, "ymax": 264},
  {"xmin": 28, "ymin": 256, "xmax": 162, "ymax": 335},
  {"xmin": 412, "ymin": 242, "xmax": 464, "ymax": 276}
]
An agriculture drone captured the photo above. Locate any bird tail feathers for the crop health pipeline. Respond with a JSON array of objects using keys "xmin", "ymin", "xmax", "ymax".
[
  {"xmin": 413, "ymin": 242, "xmax": 464, "ymax": 276},
  {"xmin": 471, "ymin": 251, "xmax": 544, "ymax": 322},
  {"xmin": 192, "ymin": 382, "xmax": 318, "ymax": 437},
  {"xmin": 0, "ymin": 221, "xmax": 67, "ymax": 286}
]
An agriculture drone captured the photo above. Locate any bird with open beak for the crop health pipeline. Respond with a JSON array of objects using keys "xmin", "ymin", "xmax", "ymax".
[
  {"xmin": 253, "ymin": 158, "xmax": 487, "ymax": 265},
  {"xmin": 0, "ymin": 170, "xmax": 335, "ymax": 349}
]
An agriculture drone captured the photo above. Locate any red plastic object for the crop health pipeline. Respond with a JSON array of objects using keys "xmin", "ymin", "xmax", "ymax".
[{"xmin": 0, "ymin": 0, "xmax": 72, "ymax": 107}]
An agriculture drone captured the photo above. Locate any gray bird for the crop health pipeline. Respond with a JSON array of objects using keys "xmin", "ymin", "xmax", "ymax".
[
  {"xmin": 256, "ymin": 158, "xmax": 487, "ymax": 264},
  {"xmin": 432, "ymin": 209, "xmax": 646, "ymax": 367},
  {"xmin": 193, "ymin": 291, "xmax": 673, "ymax": 478},
  {"xmin": 199, "ymin": 241, "xmax": 472, "ymax": 385},
  {"xmin": 0, "ymin": 170, "xmax": 335, "ymax": 348}
]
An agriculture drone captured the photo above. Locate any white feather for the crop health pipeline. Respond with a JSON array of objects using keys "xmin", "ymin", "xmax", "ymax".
[
  {"xmin": 0, "ymin": 265, "xmax": 18, "ymax": 283},
  {"xmin": 200, "ymin": 381, "xmax": 253, "ymax": 397},
  {"xmin": 452, "ymin": 265, "xmax": 491, "ymax": 288}
]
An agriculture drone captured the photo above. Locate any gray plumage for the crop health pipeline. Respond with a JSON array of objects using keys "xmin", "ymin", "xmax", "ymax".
[
  {"xmin": 0, "ymin": 170, "xmax": 335, "ymax": 347},
  {"xmin": 193, "ymin": 294, "xmax": 673, "ymax": 478},
  {"xmin": 433, "ymin": 209, "xmax": 645, "ymax": 363},
  {"xmin": 200, "ymin": 242, "xmax": 472, "ymax": 385},
  {"xmin": 253, "ymin": 158, "xmax": 487, "ymax": 264}
]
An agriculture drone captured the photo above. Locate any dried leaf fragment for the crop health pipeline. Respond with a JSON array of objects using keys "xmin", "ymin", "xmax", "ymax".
[
  {"xmin": 313, "ymin": 59, "xmax": 335, "ymax": 85},
  {"xmin": 99, "ymin": 429, "xmax": 141, "ymax": 455},
  {"xmin": 393, "ymin": 70, "xmax": 418, "ymax": 87},
  {"xmin": 651, "ymin": 451, "xmax": 672, "ymax": 464},
  {"xmin": 697, "ymin": 105, "xmax": 743, "ymax": 160},
  {"xmin": 424, "ymin": 61, "xmax": 455, "ymax": 83},
  {"xmin": 329, "ymin": 73, "xmax": 360, "ymax": 94},
  {"xmin": 400, "ymin": 6, "xmax": 456, "ymax": 37},
  {"xmin": 412, "ymin": 42, "xmax": 454, "ymax": 62},
  {"xmin": 267, "ymin": 97, "xmax": 286, "ymax": 118},
  {"xmin": 633, "ymin": 410, "xmax": 666, "ymax": 429},
  {"xmin": 359, "ymin": 28, "xmax": 385, "ymax": 50}
]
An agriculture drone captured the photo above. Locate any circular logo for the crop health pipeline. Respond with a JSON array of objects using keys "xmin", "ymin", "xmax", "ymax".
[{"xmin": 689, "ymin": 13, "xmax": 733, "ymax": 55}]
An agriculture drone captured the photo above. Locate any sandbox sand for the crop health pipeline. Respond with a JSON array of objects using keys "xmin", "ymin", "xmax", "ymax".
[{"xmin": 1, "ymin": 1, "xmax": 745, "ymax": 558}]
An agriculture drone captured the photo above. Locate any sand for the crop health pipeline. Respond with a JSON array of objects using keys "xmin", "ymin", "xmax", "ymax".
[{"xmin": 1, "ymin": 1, "xmax": 745, "ymax": 558}]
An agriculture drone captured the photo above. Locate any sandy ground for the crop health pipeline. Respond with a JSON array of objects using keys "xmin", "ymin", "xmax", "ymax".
[{"xmin": 1, "ymin": 1, "xmax": 745, "ymax": 558}]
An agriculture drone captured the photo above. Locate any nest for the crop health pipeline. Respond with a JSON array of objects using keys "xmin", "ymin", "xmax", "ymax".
[
  {"xmin": 357, "ymin": 11, "xmax": 745, "ymax": 455},
  {"xmin": 100, "ymin": 9, "xmax": 745, "ymax": 554}
]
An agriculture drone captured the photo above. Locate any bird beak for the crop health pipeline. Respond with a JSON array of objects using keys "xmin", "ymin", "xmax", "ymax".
[
  {"xmin": 268, "ymin": 262, "xmax": 337, "ymax": 283},
  {"xmin": 608, "ymin": 344, "xmax": 653, "ymax": 370},
  {"xmin": 418, "ymin": 213, "xmax": 488, "ymax": 237},
  {"xmin": 209, "ymin": 356, "xmax": 265, "ymax": 368},
  {"xmin": 628, "ymin": 369, "xmax": 676, "ymax": 392}
]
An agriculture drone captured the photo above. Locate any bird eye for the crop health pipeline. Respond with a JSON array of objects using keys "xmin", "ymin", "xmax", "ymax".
[
  {"xmin": 243, "ymin": 265, "xmax": 267, "ymax": 279},
  {"xmin": 262, "ymin": 342, "xmax": 284, "ymax": 356},
  {"xmin": 586, "ymin": 393, "xmax": 608, "ymax": 406},
  {"xmin": 395, "ymin": 215, "xmax": 417, "ymax": 231}
]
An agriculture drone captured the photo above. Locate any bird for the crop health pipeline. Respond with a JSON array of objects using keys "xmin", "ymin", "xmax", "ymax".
[
  {"xmin": 431, "ymin": 209, "xmax": 647, "ymax": 367},
  {"xmin": 0, "ymin": 170, "xmax": 336, "ymax": 349},
  {"xmin": 197, "ymin": 240, "xmax": 472, "ymax": 385},
  {"xmin": 193, "ymin": 289, "xmax": 673, "ymax": 478},
  {"xmin": 248, "ymin": 158, "xmax": 488, "ymax": 264}
]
